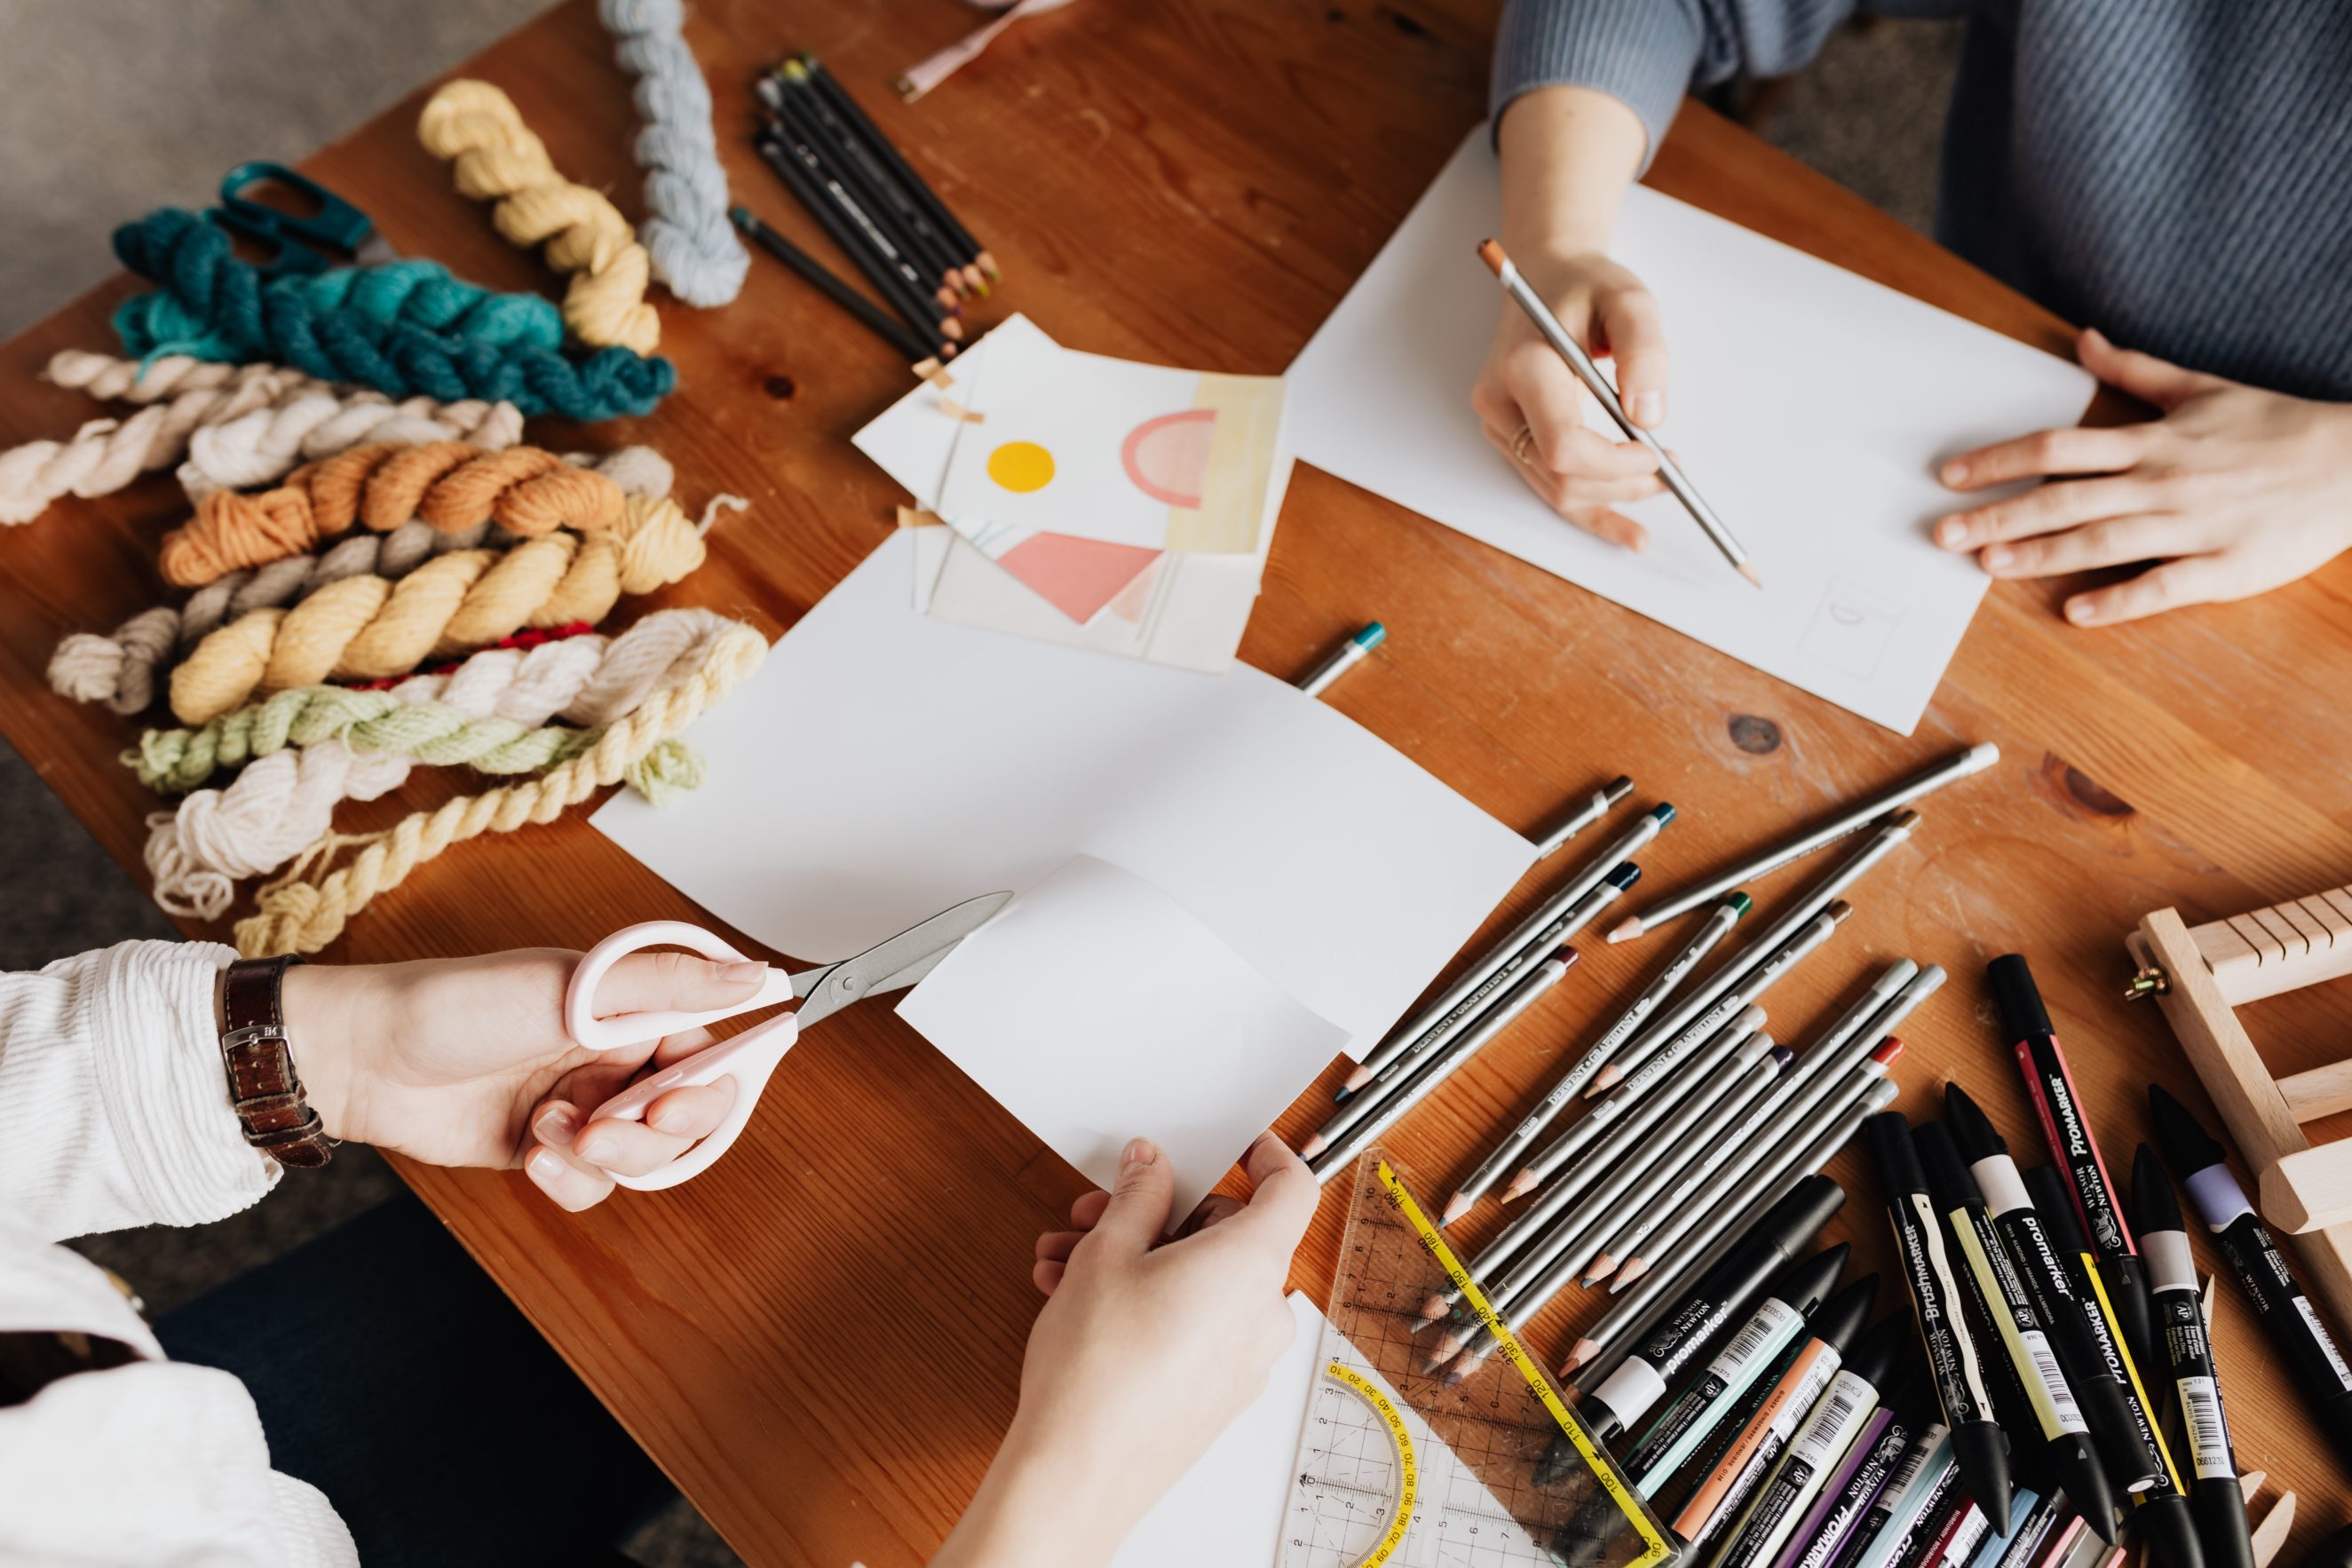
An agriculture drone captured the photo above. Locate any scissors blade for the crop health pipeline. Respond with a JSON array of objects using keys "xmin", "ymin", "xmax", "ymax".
[{"xmin": 796, "ymin": 891, "xmax": 1014, "ymax": 1026}]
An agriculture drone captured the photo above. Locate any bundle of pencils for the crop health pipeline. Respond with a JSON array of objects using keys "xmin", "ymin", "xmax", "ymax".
[{"xmin": 746, "ymin": 53, "xmax": 999, "ymax": 367}]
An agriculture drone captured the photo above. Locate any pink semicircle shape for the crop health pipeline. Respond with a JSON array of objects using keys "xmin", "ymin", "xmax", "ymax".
[{"xmin": 1121, "ymin": 408, "xmax": 1218, "ymax": 508}]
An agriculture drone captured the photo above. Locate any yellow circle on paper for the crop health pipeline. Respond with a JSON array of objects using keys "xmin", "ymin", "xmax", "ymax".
[{"xmin": 986, "ymin": 440, "xmax": 1056, "ymax": 493}]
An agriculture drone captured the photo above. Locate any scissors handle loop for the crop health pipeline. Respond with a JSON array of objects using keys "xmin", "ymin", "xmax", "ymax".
[
  {"xmin": 588, "ymin": 1013, "xmax": 801, "ymax": 1191},
  {"xmin": 212, "ymin": 162, "xmax": 378, "ymax": 276},
  {"xmin": 565, "ymin": 920, "xmax": 798, "ymax": 1050}
]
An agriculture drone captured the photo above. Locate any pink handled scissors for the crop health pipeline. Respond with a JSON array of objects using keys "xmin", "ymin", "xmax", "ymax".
[{"xmin": 563, "ymin": 891, "xmax": 1012, "ymax": 1191}]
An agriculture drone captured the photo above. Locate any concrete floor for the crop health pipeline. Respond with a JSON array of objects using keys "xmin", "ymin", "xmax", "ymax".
[{"xmin": 0, "ymin": 4, "xmax": 1958, "ymax": 1564}]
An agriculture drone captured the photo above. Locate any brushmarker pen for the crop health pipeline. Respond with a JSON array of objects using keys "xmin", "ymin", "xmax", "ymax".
[
  {"xmin": 2150, "ymin": 1083, "xmax": 2352, "ymax": 1467},
  {"xmin": 1851, "ymin": 1441, "xmax": 1960, "ymax": 1568},
  {"xmin": 2132, "ymin": 1146, "xmax": 2250, "ymax": 1568},
  {"xmin": 1990, "ymin": 955, "xmax": 2155, "ymax": 1375},
  {"xmin": 1870, "ymin": 1113, "xmax": 2013, "ymax": 1536},
  {"xmin": 1915, "ymin": 1122, "xmax": 2117, "ymax": 1540},
  {"xmin": 2023, "ymin": 1162, "xmax": 2200, "ymax": 1568},
  {"xmin": 1672, "ymin": 1277, "xmax": 1877, "ymax": 1550},
  {"xmin": 1945, "ymin": 1085, "xmax": 2164, "ymax": 1494}
]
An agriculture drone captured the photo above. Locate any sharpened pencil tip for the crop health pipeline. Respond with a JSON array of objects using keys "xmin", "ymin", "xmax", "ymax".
[
  {"xmin": 1342, "ymin": 1065, "xmax": 1374, "ymax": 1092},
  {"xmin": 1738, "ymin": 560, "xmax": 1763, "ymax": 588},
  {"xmin": 1605, "ymin": 917, "xmax": 1642, "ymax": 943},
  {"xmin": 1477, "ymin": 238, "xmax": 1508, "ymax": 276},
  {"xmin": 1580, "ymin": 1255, "xmax": 1616, "ymax": 1287},
  {"xmin": 1416, "ymin": 1293, "xmax": 1447, "ymax": 1325},
  {"xmin": 1611, "ymin": 1259, "xmax": 1651, "ymax": 1292},
  {"xmin": 1298, "ymin": 1134, "xmax": 1326, "ymax": 1158},
  {"xmin": 1584, "ymin": 1068, "xmax": 1622, "ymax": 1099},
  {"xmin": 1442, "ymin": 1363, "xmax": 1470, "ymax": 1388},
  {"xmin": 1561, "ymin": 1337, "xmax": 1601, "ymax": 1374},
  {"xmin": 1440, "ymin": 1193, "xmax": 1473, "ymax": 1226},
  {"xmin": 1501, "ymin": 1169, "xmax": 1538, "ymax": 1203}
]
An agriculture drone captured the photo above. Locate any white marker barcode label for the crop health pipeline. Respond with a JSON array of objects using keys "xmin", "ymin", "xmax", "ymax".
[
  {"xmin": 1712, "ymin": 1299, "xmax": 1802, "ymax": 1380},
  {"xmin": 2299, "ymin": 1296, "xmax": 2352, "ymax": 1390},
  {"xmin": 2021, "ymin": 1330, "xmax": 2089, "ymax": 1434},
  {"xmin": 1786, "ymin": 1373, "xmax": 1873, "ymax": 1471},
  {"xmin": 2176, "ymin": 1375, "xmax": 2234, "ymax": 1480}
]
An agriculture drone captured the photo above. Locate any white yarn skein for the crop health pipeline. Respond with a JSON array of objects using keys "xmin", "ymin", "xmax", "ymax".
[
  {"xmin": 1, "ymin": 359, "xmax": 322, "ymax": 524},
  {"xmin": 599, "ymin": 0, "xmax": 748, "ymax": 308},
  {"xmin": 178, "ymin": 390, "xmax": 529, "ymax": 499},
  {"xmin": 143, "ymin": 609, "xmax": 732, "ymax": 918}
]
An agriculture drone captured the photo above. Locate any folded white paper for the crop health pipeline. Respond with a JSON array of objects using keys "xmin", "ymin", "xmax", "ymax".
[
  {"xmin": 898, "ymin": 856, "xmax": 1348, "ymax": 1217},
  {"xmin": 1287, "ymin": 131, "xmax": 2097, "ymax": 733},
  {"xmin": 590, "ymin": 530, "xmax": 1535, "ymax": 1063}
]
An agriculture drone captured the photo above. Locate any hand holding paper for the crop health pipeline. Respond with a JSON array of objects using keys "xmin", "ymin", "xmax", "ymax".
[{"xmin": 898, "ymin": 856, "xmax": 1348, "ymax": 1218}]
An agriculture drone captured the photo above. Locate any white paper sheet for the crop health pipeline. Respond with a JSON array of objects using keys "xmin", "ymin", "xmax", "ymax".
[
  {"xmin": 1112, "ymin": 1293, "xmax": 1322, "ymax": 1568},
  {"xmin": 1287, "ymin": 131, "xmax": 2097, "ymax": 733},
  {"xmin": 855, "ymin": 315, "xmax": 1287, "ymax": 673},
  {"xmin": 590, "ymin": 530, "xmax": 1536, "ymax": 1060},
  {"xmin": 898, "ymin": 856, "xmax": 1348, "ymax": 1216}
]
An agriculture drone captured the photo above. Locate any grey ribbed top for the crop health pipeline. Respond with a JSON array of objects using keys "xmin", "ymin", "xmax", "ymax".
[{"xmin": 1493, "ymin": 1, "xmax": 2352, "ymax": 400}]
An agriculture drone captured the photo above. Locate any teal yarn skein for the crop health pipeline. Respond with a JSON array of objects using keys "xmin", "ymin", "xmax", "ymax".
[
  {"xmin": 112, "ymin": 210, "xmax": 676, "ymax": 422},
  {"xmin": 118, "ymin": 257, "xmax": 564, "ymax": 360}
]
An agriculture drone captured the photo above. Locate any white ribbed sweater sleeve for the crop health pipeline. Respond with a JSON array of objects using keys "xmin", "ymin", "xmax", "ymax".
[{"xmin": 0, "ymin": 940, "xmax": 277, "ymax": 1243}]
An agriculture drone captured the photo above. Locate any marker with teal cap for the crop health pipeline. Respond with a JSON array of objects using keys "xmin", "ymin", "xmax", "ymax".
[{"xmin": 1296, "ymin": 621, "xmax": 1386, "ymax": 698}]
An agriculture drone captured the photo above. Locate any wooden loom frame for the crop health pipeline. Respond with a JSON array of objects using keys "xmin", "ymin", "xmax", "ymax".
[{"xmin": 2127, "ymin": 885, "xmax": 2352, "ymax": 1331}]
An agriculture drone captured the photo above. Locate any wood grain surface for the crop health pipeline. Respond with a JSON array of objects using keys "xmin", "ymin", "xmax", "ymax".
[{"xmin": 2, "ymin": 1, "xmax": 2348, "ymax": 1562}]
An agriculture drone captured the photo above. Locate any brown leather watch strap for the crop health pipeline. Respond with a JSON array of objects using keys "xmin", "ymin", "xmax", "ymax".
[{"xmin": 218, "ymin": 954, "xmax": 334, "ymax": 1169}]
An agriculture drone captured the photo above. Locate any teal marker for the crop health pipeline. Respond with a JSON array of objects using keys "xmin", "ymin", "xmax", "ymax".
[{"xmin": 1298, "ymin": 622, "xmax": 1386, "ymax": 697}]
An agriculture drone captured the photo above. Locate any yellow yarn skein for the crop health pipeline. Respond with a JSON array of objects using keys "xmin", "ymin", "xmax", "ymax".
[
  {"xmin": 166, "ymin": 495, "xmax": 707, "ymax": 724},
  {"xmin": 418, "ymin": 81, "xmax": 661, "ymax": 354},
  {"xmin": 234, "ymin": 621, "xmax": 765, "ymax": 956}
]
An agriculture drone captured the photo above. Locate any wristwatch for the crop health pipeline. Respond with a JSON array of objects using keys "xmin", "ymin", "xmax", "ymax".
[{"xmin": 218, "ymin": 954, "xmax": 335, "ymax": 1168}]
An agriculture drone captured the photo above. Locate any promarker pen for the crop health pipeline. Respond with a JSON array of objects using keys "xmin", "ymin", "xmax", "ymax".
[
  {"xmin": 1715, "ymin": 1313, "xmax": 1913, "ymax": 1568},
  {"xmin": 1945, "ymin": 1084, "xmax": 2164, "ymax": 1494},
  {"xmin": 1777, "ymin": 1366, "xmax": 1933, "ymax": 1568},
  {"xmin": 2150, "ymin": 1082, "xmax": 2352, "ymax": 1468},
  {"xmin": 1915, "ymin": 1122, "xmax": 2117, "ymax": 1540},
  {"xmin": 1990, "ymin": 954, "xmax": 2155, "ymax": 1376},
  {"xmin": 2132, "ymin": 1146, "xmax": 2251, "ymax": 1568}
]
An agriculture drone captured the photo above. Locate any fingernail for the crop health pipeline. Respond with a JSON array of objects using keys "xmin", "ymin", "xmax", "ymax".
[
  {"xmin": 528, "ymin": 1148, "xmax": 565, "ymax": 1185},
  {"xmin": 1935, "ymin": 518, "xmax": 1968, "ymax": 549},
  {"xmin": 1941, "ymin": 461, "xmax": 1968, "ymax": 486},
  {"xmin": 579, "ymin": 1135, "xmax": 617, "ymax": 1164},
  {"xmin": 648, "ymin": 1100, "xmax": 687, "ymax": 1133},
  {"xmin": 1631, "ymin": 392, "xmax": 1664, "ymax": 426},
  {"xmin": 1983, "ymin": 544, "xmax": 2014, "ymax": 571},
  {"xmin": 2066, "ymin": 597, "xmax": 2099, "ymax": 624},
  {"xmin": 1121, "ymin": 1137, "xmax": 1159, "ymax": 1173},
  {"xmin": 721, "ymin": 960, "xmax": 767, "ymax": 984},
  {"xmin": 536, "ymin": 1104, "xmax": 577, "ymax": 1143}
]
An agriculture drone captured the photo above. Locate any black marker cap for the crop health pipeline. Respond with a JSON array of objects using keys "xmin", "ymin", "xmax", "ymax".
[
  {"xmin": 1987, "ymin": 954, "xmax": 2052, "ymax": 1041},
  {"xmin": 1810, "ymin": 1275, "xmax": 1879, "ymax": 1358},
  {"xmin": 1914, "ymin": 1121, "xmax": 1986, "ymax": 1212},
  {"xmin": 1882, "ymin": 1358, "xmax": 1936, "ymax": 1425},
  {"xmin": 1739, "ymin": 1175, "xmax": 1849, "ymax": 1268},
  {"xmin": 2023, "ymin": 1164, "xmax": 2091, "ymax": 1253},
  {"xmin": 1942, "ymin": 1082, "xmax": 2008, "ymax": 1163},
  {"xmin": 1865, "ymin": 1112, "xmax": 1927, "ymax": 1196},
  {"xmin": 1769, "ymin": 1243, "xmax": 1852, "ymax": 1320},
  {"xmin": 2148, "ymin": 1082, "xmax": 2228, "ymax": 1178},
  {"xmin": 1841, "ymin": 1311, "xmax": 1912, "ymax": 1391},
  {"xmin": 2128, "ymin": 1143, "xmax": 2184, "ymax": 1239}
]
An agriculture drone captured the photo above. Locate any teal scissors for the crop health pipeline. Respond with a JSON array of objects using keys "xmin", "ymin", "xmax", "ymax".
[
  {"xmin": 208, "ymin": 162, "xmax": 395, "ymax": 276},
  {"xmin": 562, "ymin": 891, "xmax": 1013, "ymax": 1192}
]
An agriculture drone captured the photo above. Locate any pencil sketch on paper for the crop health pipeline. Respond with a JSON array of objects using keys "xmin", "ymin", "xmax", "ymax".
[{"xmin": 1799, "ymin": 579, "xmax": 1906, "ymax": 682}]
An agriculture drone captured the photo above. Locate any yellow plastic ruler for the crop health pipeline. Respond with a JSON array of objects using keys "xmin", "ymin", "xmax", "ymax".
[{"xmin": 1278, "ymin": 1151, "xmax": 1674, "ymax": 1568}]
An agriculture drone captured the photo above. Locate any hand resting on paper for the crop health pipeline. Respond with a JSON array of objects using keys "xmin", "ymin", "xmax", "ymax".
[
  {"xmin": 931, "ymin": 1132, "xmax": 1319, "ymax": 1568},
  {"xmin": 266, "ymin": 948, "xmax": 756, "ymax": 1210},
  {"xmin": 1936, "ymin": 328, "xmax": 2352, "ymax": 625}
]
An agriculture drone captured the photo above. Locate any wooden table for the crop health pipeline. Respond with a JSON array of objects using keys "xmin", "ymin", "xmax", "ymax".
[{"xmin": 4, "ymin": 1, "xmax": 2348, "ymax": 1561}]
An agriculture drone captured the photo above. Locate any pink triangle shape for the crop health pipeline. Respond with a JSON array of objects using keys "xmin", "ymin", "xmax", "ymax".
[{"xmin": 996, "ymin": 533, "xmax": 1165, "ymax": 623}]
